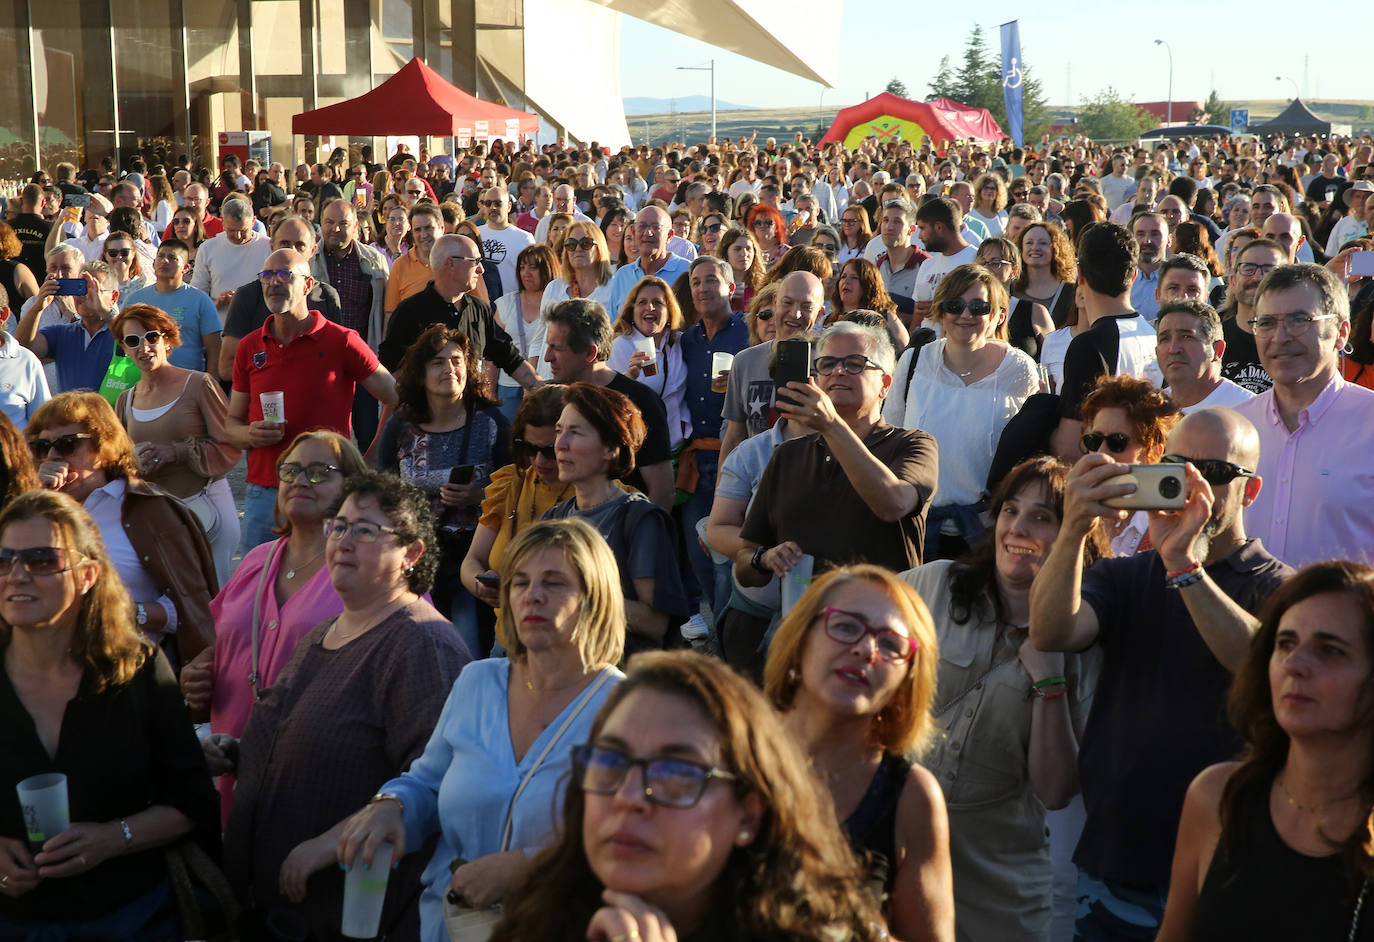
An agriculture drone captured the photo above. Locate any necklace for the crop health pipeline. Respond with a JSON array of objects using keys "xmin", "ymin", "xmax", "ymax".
[
  {"xmin": 329, "ymin": 598, "xmax": 409, "ymax": 642},
  {"xmin": 284, "ymin": 547, "xmax": 325, "ymax": 580},
  {"xmin": 1278, "ymin": 771, "xmax": 1360, "ymax": 814}
]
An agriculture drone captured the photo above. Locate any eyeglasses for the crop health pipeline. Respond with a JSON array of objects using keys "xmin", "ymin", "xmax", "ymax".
[
  {"xmin": 1081, "ymin": 431, "xmax": 1132, "ymax": 454},
  {"xmin": 512, "ymin": 438, "xmax": 557, "ymax": 461},
  {"xmin": 571, "ymin": 744, "xmax": 737, "ymax": 809},
  {"xmin": 750, "ymin": 219, "xmax": 775, "ymax": 229},
  {"xmin": 1247, "ymin": 312, "xmax": 1337, "ymax": 336},
  {"xmin": 323, "ymin": 517, "xmax": 401, "ymax": 543},
  {"xmin": 564, "ymin": 237, "xmax": 598, "ymax": 251},
  {"xmin": 1235, "ymin": 261, "xmax": 1278, "ymax": 278},
  {"xmin": 406, "ymin": 189, "xmax": 425, "ymax": 196},
  {"xmin": 278, "ymin": 461, "xmax": 342, "ymax": 484},
  {"xmin": 815, "ymin": 354, "xmax": 882, "ymax": 376},
  {"xmin": 28, "ymin": 433, "xmax": 94, "ymax": 459},
  {"xmin": 103, "ymin": 249, "xmax": 132, "ymax": 260},
  {"xmin": 816, "ymin": 606, "xmax": 918, "ymax": 662},
  {"xmin": 258, "ymin": 269, "xmax": 300, "ymax": 283},
  {"xmin": 0, "ymin": 546, "xmax": 83, "ymax": 578},
  {"xmin": 350, "ymin": 170, "xmax": 365, "ymax": 178},
  {"xmin": 480, "ymin": 200, "xmax": 505, "ymax": 208},
  {"xmin": 813, "ymin": 243, "xmax": 837, "ymax": 256},
  {"xmin": 981, "ymin": 258, "xmax": 1014, "ymax": 270},
  {"xmin": 701, "ymin": 223, "xmax": 723, "ymax": 235},
  {"xmin": 1160, "ymin": 454, "xmax": 1254, "ymax": 486},
  {"xmin": 448, "ymin": 255, "xmax": 485, "ymax": 265},
  {"xmin": 121, "ymin": 331, "xmax": 162, "ymax": 349},
  {"xmin": 940, "ymin": 298, "xmax": 994, "ymax": 317}
]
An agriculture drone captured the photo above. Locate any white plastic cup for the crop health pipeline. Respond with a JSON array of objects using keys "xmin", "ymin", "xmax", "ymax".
[
  {"xmin": 711, "ymin": 352, "xmax": 734, "ymax": 393},
  {"xmin": 633, "ymin": 334, "xmax": 658, "ymax": 376},
  {"xmin": 259, "ymin": 391, "xmax": 286, "ymax": 425},
  {"xmin": 341, "ymin": 841, "xmax": 394, "ymax": 938},
  {"xmin": 780, "ymin": 554, "xmax": 815, "ymax": 616},
  {"xmin": 16, "ymin": 773, "xmax": 69, "ymax": 847}
]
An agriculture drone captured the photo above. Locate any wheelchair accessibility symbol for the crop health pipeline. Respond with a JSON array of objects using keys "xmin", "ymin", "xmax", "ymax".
[{"xmin": 1003, "ymin": 58, "xmax": 1022, "ymax": 89}]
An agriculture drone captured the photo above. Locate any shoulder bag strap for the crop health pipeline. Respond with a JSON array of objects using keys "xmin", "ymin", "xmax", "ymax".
[
  {"xmin": 499, "ymin": 667, "xmax": 615, "ymax": 851},
  {"xmin": 249, "ymin": 538, "xmax": 285, "ymax": 700}
]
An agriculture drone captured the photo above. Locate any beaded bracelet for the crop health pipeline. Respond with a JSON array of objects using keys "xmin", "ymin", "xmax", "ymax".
[
  {"xmin": 1166, "ymin": 569, "xmax": 1205, "ymax": 590},
  {"xmin": 1165, "ymin": 561, "xmax": 1202, "ymax": 580},
  {"xmin": 1027, "ymin": 675, "xmax": 1067, "ymax": 700},
  {"xmin": 1032, "ymin": 687, "xmax": 1066, "ymax": 701}
]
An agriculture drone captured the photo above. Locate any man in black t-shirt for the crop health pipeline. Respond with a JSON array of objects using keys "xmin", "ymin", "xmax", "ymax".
[
  {"xmin": 8, "ymin": 184, "xmax": 51, "ymax": 277},
  {"xmin": 1219, "ymin": 238, "xmax": 1283, "ymax": 394},
  {"xmin": 540, "ymin": 297, "xmax": 674, "ymax": 509}
]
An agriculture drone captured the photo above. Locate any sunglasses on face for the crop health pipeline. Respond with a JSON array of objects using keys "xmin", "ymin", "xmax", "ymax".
[
  {"xmin": 28, "ymin": 432, "xmax": 94, "ymax": 459},
  {"xmin": 0, "ymin": 546, "xmax": 82, "ymax": 578},
  {"xmin": 121, "ymin": 330, "xmax": 162, "ymax": 349},
  {"xmin": 815, "ymin": 354, "xmax": 882, "ymax": 376},
  {"xmin": 277, "ymin": 461, "xmax": 342, "ymax": 484},
  {"xmin": 564, "ymin": 237, "xmax": 598, "ymax": 251},
  {"xmin": 513, "ymin": 438, "xmax": 557, "ymax": 460},
  {"xmin": 755, "ymin": 308, "xmax": 775, "ymax": 321},
  {"xmin": 940, "ymin": 298, "xmax": 993, "ymax": 317},
  {"xmin": 1161, "ymin": 454, "xmax": 1254, "ymax": 486},
  {"xmin": 701, "ymin": 223, "xmax": 724, "ymax": 234},
  {"xmin": 572, "ymin": 744, "xmax": 737, "ymax": 809},
  {"xmin": 1081, "ymin": 432, "xmax": 1132, "ymax": 454},
  {"xmin": 104, "ymin": 249, "xmax": 132, "ymax": 260}
]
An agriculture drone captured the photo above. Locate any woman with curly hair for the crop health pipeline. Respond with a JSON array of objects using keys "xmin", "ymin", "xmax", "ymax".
[
  {"xmin": 0, "ymin": 413, "xmax": 38, "ymax": 511},
  {"xmin": 0, "ymin": 222, "xmax": 38, "ymax": 304},
  {"xmin": 746, "ymin": 203, "xmax": 789, "ymax": 268},
  {"xmin": 1156, "ymin": 561, "xmax": 1374, "ymax": 941},
  {"xmin": 1015, "ymin": 221, "xmax": 1078, "ymax": 328},
  {"xmin": 717, "ymin": 226, "xmax": 765, "ymax": 315},
  {"xmin": 764, "ymin": 564, "xmax": 955, "ymax": 941},
  {"xmin": 832, "ymin": 257, "xmax": 909, "ymax": 350},
  {"xmin": 377, "ymin": 325, "xmax": 509, "ymax": 651},
  {"xmin": 491, "ymin": 649, "xmax": 894, "ymax": 942}
]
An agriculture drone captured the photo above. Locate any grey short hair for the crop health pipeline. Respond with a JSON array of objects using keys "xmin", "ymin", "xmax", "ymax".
[
  {"xmin": 82, "ymin": 259, "xmax": 118, "ymax": 291},
  {"xmin": 1007, "ymin": 203, "xmax": 1042, "ymax": 222},
  {"xmin": 818, "ymin": 320, "xmax": 896, "ymax": 376},
  {"xmin": 689, "ymin": 254, "xmax": 733, "ymax": 283},
  {"xmin": 1155, "ymin": 299, "xmax": 1223, "ymax": 345},
  {"xmin": 221, "ymin": 197, "xmax": 254, "ymax": 225},
  {"xmin": 545, "ymin": 298, "xmax": 613, "ymax": 361},
  {"xmin": 46, "ymin": 243, "xmax": 83, "ymax": 265}
]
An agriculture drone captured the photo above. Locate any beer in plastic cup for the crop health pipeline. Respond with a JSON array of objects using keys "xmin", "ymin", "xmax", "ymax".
[
  {"xmin": 633, "ymin": 335, "xmax": 658, "ymax": 377},
  {"xmin": 259, "ymin": 391, "xmax": 286, "ymax": 426},
  {"xmin": 16, "ymin": 773, "xmax": 69, "ymax": 848},
  {"xmin": 780, "ymin": 554, "xmax": 815, "ymax": 616},
  {"xmin": 711, "ymin": 352, "xmax": 733, "ymax": 394},
  {"xmin": 341, "ymin": 841, "xmax": 394, "ymax": 938}
]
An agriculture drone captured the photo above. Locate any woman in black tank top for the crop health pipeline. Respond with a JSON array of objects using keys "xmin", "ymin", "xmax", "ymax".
[
  {"xmin": 1155, "ymin": 561, "xmax": 1374, "ymax": 942},
  {"xmin": 763, "ymin": 565, "xmax": 955, "ymax": 942},
  {"xmin": 977, "ymin": 237, "xmax": 1052, "ymax": 362},
  {"xmin": 0, "ymin": 221, "xmax": 39, "ymax": 306}
]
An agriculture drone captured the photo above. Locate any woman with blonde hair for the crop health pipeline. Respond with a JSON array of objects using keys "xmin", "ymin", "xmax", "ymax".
[
  {"xmin": 338, "ymin": 517, "xmax": 626, "ymax": 942},
  {"xmin": 968, "ymin": 173, "xmax": 1009, "ymax": 237},
  {"xmin": 607, "ymin": 276, "xmax": 688, "ymax": 448},
  {"xmin": 541, "ymin": 219, "xmax": 613, "ymax": 313},
  {"xmin": 745, "ymin": 281, "xmax": 781, "ymax": 346},
  {"xmin": 764, "ymin": 565, "xmax": 954, "ymax": 942},
  {"xmin": 838, "ymin": 205, "xmax": 874, "ymax": 264}
]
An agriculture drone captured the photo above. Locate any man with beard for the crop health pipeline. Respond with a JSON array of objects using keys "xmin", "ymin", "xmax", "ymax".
[
  {"xmin": 226, "ymin": 248, "xmax": 397, "ymax": 552},
  {"xmin": 1031, "ymin": 406, "xmax": 1291, "ymax": 942},
  {"xmin": 475, "ymin": 185, "xmax": 534, "ymax": 298},
  {"xmin": 1129, "ymin": 211, "xmax": 1169, "ymax": 322},
  {"xmin": 912, "ymin": 197, "xmax": 976, "ymax": 323},
  {"xmin": 1219, "ymin": 238, "xmax": 1284, "ymax": 394}
]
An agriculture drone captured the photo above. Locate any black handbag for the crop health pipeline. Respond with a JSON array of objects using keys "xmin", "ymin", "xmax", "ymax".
[{"xmin": 164, "ymin": 839, "xmax": 242, "ymax": 941}]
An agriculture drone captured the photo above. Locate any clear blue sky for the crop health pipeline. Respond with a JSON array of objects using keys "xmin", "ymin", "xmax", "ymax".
[{"xmin": 619, "ymin": 1, "xmax": 1364, "ymax": 110}]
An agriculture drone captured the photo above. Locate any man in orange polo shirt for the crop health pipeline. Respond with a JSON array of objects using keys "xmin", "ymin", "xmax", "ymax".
[{"xmin": 383, "ymin": 202, "xmax": 443, "ymax": 329}]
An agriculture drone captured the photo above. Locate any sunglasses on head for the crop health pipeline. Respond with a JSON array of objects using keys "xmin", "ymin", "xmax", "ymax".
[
  {"xmin": 939, "ymin": 298, "xmax": 993, "ymax": 317},
  {"xmin": 0, "ymin": 546, "xmax": 82, "ymax": 578},
  {"xmin": 121, "ymin": 330, "xmax": 162, "ymax": 349},
  {"xmin": 28, "ymin": 432, "xmax": 94, "ymax": 459},
  {"xmin": 513, "ymin": 438, "xmax": 557, "ymax": 460},
  {"xmin": 1161, "ymin": 454, "xmax": 1254, "ymax": 486},
  {"xmin": 1081, "ymin": 432, "xmax": 1132, "ymax": 454}
]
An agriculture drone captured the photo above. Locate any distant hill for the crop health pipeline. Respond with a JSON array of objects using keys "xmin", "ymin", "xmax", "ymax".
[{"xmin": 623, "ymin": 95, "xmax": 753, "ymax": 115}]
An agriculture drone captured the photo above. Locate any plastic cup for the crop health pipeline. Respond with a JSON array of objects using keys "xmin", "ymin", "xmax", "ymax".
[
  {"xmin": 259, "ymin": 391, "xmax": 286, "ymax": 425},
  {"xmin": 633, "ymin": 334, "xmax": 658, "ymax": 377},
  {"xmin": 780, "ymin": 554, "xmax": 815, "ymax": 616},
  {"xmin": 711, "ymin": 352, "xmax": 734, "ymax": 393},
  {"xmin": 16, "ymin": 773, "xmax": 69, "ymax": 847},
  {"xmin": 341, "ymin": 841, "xmax": 394, "ymax": 938}
]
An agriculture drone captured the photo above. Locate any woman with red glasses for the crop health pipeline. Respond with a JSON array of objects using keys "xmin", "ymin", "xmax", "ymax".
[{"xmin": 763, "ymin": 565, "xmax": 954, "ymax": 942}]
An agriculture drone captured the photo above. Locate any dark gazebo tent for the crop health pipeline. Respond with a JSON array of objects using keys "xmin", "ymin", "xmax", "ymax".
[{"xmin": 1250, "ymin": 98, "xmax": 1332, "ymax": 137}]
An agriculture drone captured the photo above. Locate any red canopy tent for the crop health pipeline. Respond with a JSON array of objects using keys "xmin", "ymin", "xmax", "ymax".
[
  {"xmin": 820, "ymin": 92, "xmax": 1003, "ymax": 148},
  {"xmin": 292, "ymin": 57, "xmax": 539, "ymax": 142}
]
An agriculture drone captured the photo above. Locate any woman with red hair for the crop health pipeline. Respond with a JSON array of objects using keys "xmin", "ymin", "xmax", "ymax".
[{"xmin": 746, "ymin": 204, "xmax": 789, "ymax": 268}]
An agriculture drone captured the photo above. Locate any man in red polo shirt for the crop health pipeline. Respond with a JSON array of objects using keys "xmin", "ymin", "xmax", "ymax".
[
  {"xmin": 161, "ymin": 182, "xmax": 224, "ymax": 240},
  {"xmin": 226, "ymin": 247, "xmax": 398, "ymax": 552}
]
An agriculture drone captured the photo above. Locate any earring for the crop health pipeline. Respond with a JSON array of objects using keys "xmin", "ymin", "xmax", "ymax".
[
  {"xmin": 737, "ymin": 829, "xmax": 753, "ymax": 844},
  {"xmin": 1344, "ymin": 341, "xmax": 1355, "ymax": 356},
  {"xmin": 786, "ymin": 667, "xmax": 799, "ymax": 683}
]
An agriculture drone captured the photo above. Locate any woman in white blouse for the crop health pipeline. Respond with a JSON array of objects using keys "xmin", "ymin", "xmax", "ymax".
[
  {"xmin": 606, "ymin": 276, "xmax": 688, "ymax": 449},
  {"xmin": 540, "ymin": 220, "xmax": 614, "ymax": 315},
  {"xmin": 883, "ymin": 264, "xmax": 1038, "ymax": 561},
  {"xmin": 494, "ymin": 244, "xmax": 558, "ymax": 424}
]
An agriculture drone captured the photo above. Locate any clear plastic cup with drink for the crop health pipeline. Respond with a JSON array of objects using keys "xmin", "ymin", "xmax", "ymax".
[
  {"xmin": 16, "ymin": 772, "xmax": 70, "ymax": 849},
  {"xmin": 711, "ymin": 352, "xmax": 734, "ymax": 394},
  {"xmin": 341, "ymin": 840, "xmax": 394, "ymax": 938},
  {"xmin": 259, "ymin": 391, "xmax": 286, "ymax": 426}
]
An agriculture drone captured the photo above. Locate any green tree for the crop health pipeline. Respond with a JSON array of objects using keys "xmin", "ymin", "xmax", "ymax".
[
  {"xmin": 929, "ymin": 56, "xmax": 957, "ymax": 100},
  {"xmin": 885, "ymin": 78, "xmax": 909, "ymax": 98},
  {"xmin": 1077, "ymin": 87, "xmax": 1155, "ymax": 141},
  {"xmin": 930, "ymin": 24, "xmax": 1051, "ymax": 144},
  {"xmin": 1195, "ymin": 89, "xmax": 1231, "ymax": 125}
]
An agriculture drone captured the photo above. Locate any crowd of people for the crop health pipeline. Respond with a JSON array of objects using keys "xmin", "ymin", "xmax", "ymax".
[{"xmin": 2, "ymin": 125, "xmax": 1374, "ymax": 942}]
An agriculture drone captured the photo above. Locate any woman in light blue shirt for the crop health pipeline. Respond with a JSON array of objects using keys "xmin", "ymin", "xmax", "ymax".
[{"xmin": 337, "ymin": 518, "xmax": 625, "ymax": 942}]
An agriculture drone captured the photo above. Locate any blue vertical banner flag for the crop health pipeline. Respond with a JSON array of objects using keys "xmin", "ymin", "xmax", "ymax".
[{"xmin": 1000, "ymin": 20, "xmax": 1024, "ymax": 147}]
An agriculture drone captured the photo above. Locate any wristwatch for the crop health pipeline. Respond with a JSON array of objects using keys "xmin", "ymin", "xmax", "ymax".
[
  {"xmin": 369, "ymin": 792, "xmax": 405, "ymax": 815},
  {"xmin": 135, "ymin": 603, "xmax": 148, "ymax": 628},
  {"xmin": 750, "ymin": 545, "xmax": 771, "ymax": 573}
]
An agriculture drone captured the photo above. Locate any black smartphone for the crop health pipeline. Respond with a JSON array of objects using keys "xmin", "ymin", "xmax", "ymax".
[
  {"xmin": 448, "ymin": 464, "xmax": 475, "ymax": 485},
  {"xmin": 55, "ymin": 278, "xmax": 87, "ymax": 297},
  {"xmin": 475, "ymin": 572, "xmax": 500, "ymax": 588},
  {"xmin": 771, "ymin": 338, "xmax": 812, "ymax": 407}
]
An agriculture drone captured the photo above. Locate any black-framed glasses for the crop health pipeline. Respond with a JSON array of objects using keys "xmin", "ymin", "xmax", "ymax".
[
  {"xmin": 448, "ymin": 255, "xmax": 485, "ymax": 266},
  {"xmin": 258, "ymin": 269, "xmax": 300, "ymax": 283},
  {"xmin": 1081, "ymin": 432, "xmax": 1132, "ymax": 454},
  {"xmin": 701, "ymin": 222, "xmax": 724, "ymax": 234},
  {"xmin": 1247, "ymin": 312, "xmax": 1336, "ymax": 336},
  {"xmin": 121, "ymin": 331, "xmax": 162, "ymax": 349},
  {"xmin": 940, "ymin": 298, "xmax": 993, "ymax": 317},
  {"xmin": 1161, "ymin": 454, "xmax": 1254, "ymax": 486},
  {"xmin": 815, "ymin": 354, "xmax": 882, "ymax": 376},
  {"xmin": 816, "ymin": 606, "xmax": 918, "ymax": 662},
  {"xmin": 755, "ymin": 308, "xmax": 775, "ymax": 321},
  {"xmin": 28, "ymin": 433, "xmax": 94, "ymax": 459},
  {"xmin": 564, "ymin": 237, "xmax": 598, "ymax": 251},
  {"xmin": 0, "ymin": 546, "xmax": 83, "ymax": 578},
  {"xmin": 278, "ymin": 461, "xmax": 342, "ymax": 484},
  {"xmin": 571, "ymin": 744, "xmax": 737, "ymax": 809},
  {"xmin": 1234, "ymin": 262, "xmax": 1277, "ymax": 278},
  {"xmin": 512, "ymin": 438, "xmax": 556, "ymax": 461},
  {"xmin": 323, "ymin": 517, "xmax": 401, "ymax": 543},
  {"xmin": 103, "ymin": 249, "xmax": 132, "ymax": 260}
]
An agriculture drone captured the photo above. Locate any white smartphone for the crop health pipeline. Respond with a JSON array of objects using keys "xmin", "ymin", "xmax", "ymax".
[{"xmin": 1103, "ymin": 464, "xmax": 1186, "ymax": 512}]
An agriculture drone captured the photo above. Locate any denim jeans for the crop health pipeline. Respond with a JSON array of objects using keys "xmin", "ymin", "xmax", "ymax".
[
  {"xmin": 352, "ymin": 384, "xmax": 381, "ymax": 452},
  {"xmin": 496, "ymin": 385, "xmax": 524, "ymax": 426},
  {"xmin": 239, "ymin": 482, "xmax": 280, "ymax": 556},
  {"xmin": 1073, "ymin": 872, "xmax": 1167, "ymax": 942},
  {"xmin": 0, "ymin": 877, "xmax": 180, "ymax": 942},
  {"xmin": 679, "ymin": 449, "xmax": 723, "ymax": 619}
]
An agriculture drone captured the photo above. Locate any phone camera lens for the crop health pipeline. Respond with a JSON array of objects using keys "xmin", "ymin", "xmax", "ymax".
[{"xmin": 1159, "ymin": 475, "xmax": 1182, "ymax": 500}]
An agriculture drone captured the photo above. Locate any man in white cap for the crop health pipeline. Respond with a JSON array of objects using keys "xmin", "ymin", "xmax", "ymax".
[{"xmin": 1324, "ymin": 180, "xmax": 1373, "ymax": 257}]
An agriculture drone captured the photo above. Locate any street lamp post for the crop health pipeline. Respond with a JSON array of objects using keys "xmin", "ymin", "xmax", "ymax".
[
  {"xmin": 1153, "ymin": 39, "xmax": 1173, "ymax": 126},
  {"xmin": 677, "ymin": 60, "xmax": 716, "ymax": 142},
  {"xmin": 1275, "ymin": 75, "xmax": 1301, "ymax": 100}
]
